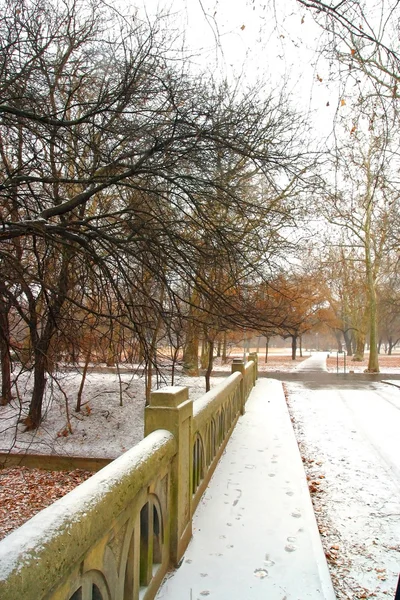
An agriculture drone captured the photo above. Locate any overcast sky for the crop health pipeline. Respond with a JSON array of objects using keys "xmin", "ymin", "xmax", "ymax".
[{"xmin": 136, "ymin": 0, "xmax": 340, "ymax": 141}]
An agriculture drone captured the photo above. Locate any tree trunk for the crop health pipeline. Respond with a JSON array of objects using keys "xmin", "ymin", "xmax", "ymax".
[
  {"xmin": 76, "ymin": 340, "xmax": 93, "ymax": 412},
  {"xmin": 366, "ymin": 277, "xmax": 379, "ymax": 372},
  {"xmin": 145, "ymin": 360, "xmax": 152, "ymax": 406},
  {"xmin": 205, "ymin": 340, "xmax": 214, "ymax": 393},
  {"xmin": 364, "ymin": 163, "xmax": 379, "ymax": 373},
  {"xmin": 334, "ymin": 330, "xmax": 343, "ymax": 353},
  {"xmin": 200, "ymin": 333, "xmax": 208, "ymax": 369},
  {"xmin": 291, "ymin": 335, "xmax": 297, "ymax": 360},
  {"xmin": 265, "ymin": 336, "xmax": 269, "ymax": 364},
  {"xmin": 0, "ymin": 296, "xmax": 12, "ymax": 405},
  {"xmin": 25, "ymin": 246, "xmax": 72, "ymax": 429},
  {"xmin": 222, "ymin": 331, "xmax": 227, "ymax": 364},
  {"xmin": 25, "ymin": 350, "xmax": 48, "ymax": 430},
  {"xmin": 183, "ymin": 325, "xmax": 199, "ymax": 376},
  {"xmin": 352, "ymin": 331, "xmax": 366, "ymax": 361},
  {"xmin": 171, "ymin": 346, "xmax": 179, "ymax": 386}
]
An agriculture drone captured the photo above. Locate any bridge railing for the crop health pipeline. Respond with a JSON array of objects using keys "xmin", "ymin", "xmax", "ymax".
[
  {"xmin": 191, "ymin": 371, "xmax": 242, "ymax": 512},
  {"xmin": 0, "ymin": 430, "xmax": 176, "ymax": 600},
  {"xmin": 0, "ymin": 357, "xmax": 257, "ymax": 600}
]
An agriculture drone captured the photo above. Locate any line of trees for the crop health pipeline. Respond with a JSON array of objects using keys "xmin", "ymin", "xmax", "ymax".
[{"xmin": 0, "ymin": 0, "xmax": 311, "ymax": 427}]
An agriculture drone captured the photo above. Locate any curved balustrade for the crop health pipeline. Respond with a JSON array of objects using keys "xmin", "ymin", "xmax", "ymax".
[{"xmin": 0, "ymin": 431, "xmax": 176, "ymax": 600}]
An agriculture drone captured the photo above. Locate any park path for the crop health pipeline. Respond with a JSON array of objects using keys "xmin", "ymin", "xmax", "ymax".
[
  {"xmin": 155, "ymin": 376, "xmax": 336, "ymax": 600},
  {"xmin": 285, "ymin": 360, "xmax": 400, "ymax": 599},
  {"xmin": 293, "ymin": 352, "xmax": 328, "ymax": 372}
]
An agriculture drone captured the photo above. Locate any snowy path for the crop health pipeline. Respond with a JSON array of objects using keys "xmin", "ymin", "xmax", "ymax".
[
  {"xmin": 287, "ymin": 380, "xmax": 400, "ymax": 599},
  {"xmin": 293, "ymin": 352, "xmax": 328, "ymax": 372},
  {"xmin": 156, "ymin": 379, "xmax": 335, "ymax": 600}
]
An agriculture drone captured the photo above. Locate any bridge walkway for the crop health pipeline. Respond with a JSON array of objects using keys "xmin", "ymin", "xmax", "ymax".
[{"xmin": 155, "ymin": 361, "xmax": 336, "ymax": 599}]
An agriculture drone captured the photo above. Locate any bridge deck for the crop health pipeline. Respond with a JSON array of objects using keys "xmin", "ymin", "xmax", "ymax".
[{"xmin": 155, "ymin": 376, "xmax": 336, "ymax": 599}]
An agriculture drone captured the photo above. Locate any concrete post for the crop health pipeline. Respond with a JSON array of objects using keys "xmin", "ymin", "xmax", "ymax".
[
  {"xmin": 145, "ymin": 386, "xmax": 193, "ymax": 566},
  {"xmin": 248, "ymin": 352, "xmax": 258, "ymax": 383},
  {"xmin": 231, "ymin": 359, "xmax": 245, "ymax": 414}
]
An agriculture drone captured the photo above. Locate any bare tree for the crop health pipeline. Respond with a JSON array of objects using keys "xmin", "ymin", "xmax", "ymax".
[{"xmin": 0, "ymin": 0, "xmax": 311, "ymax": 428}]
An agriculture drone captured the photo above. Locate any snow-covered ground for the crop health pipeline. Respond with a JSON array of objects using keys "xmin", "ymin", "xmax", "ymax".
[
  {"xmin": 0, "ymin": 351, "xmax": 305, "ymax": 458},
  {"xmin": 0, "ymin": 369, "xmax": 221, "ymax": 458},
  {"xmin": 286, "ymin": 380, "xmax": 400, "ymax": 600},
  {"xmin": 2, "ymin": 352, "xmax": 400, "ymax": 600}
]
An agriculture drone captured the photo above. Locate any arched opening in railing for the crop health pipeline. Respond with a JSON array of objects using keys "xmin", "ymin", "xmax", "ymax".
[
  {"xmin": 226, "ymin": 400, "xmax": 232, "ymax": 430},
  {"xmin": 218, "ymin": 409, "xmax": 225, "ymax": 446},
  {"xmin": 153, "ymin": 502, "xmax": 162, "ymax": 566},
  {"xmin": 208, "ymin": 418, "xmax": 217, "ymax": 464},
  {"xmin": 92, "ymin": 584, "xmax": 103, "ymax": 600},
  {"xmin": 140, "ymin": 503, "xmax": 150, "ymax": 587},
  {"xmin": 69, "ymin": 571, "xmax": 110, "ymax": 600},
  {"xmin": 192, "ymin": 433, "xmax": 204, "ymax": 494},
  {"xmin": 123, "ymin": 526, "xmax": 135, "ymax": 600},
  {"xmin": 139, "ymin": 496, "xmax": 164, "ymax": 589}
]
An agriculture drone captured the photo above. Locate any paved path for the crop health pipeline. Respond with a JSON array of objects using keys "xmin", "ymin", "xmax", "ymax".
[
  {"xmin": 293, "ymin": 352, "xmax": 328, "ymax": 372},
  {"xmin": 156, "ymin": 379, "xmax": 336, "ymax": 600},
  {"xmin": 285, "ymin": 374, "xmax": 400, "ymax": 597}
]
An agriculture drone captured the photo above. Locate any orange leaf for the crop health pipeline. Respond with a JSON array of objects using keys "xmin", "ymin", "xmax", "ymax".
[
  {"xmin": 351, "ymin": 48, "xmax": 356, "ymax": 55},
  {"xmin": 240, "ymin": 24, "xmax": 245, "ymax": 31},
  {"xmin": 341, "ymin": 99, "xmax": 346, "ymax": 106}
]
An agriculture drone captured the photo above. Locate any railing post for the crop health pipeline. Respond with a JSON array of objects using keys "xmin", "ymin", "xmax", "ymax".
[
  {"xmin": 231, "ymin": 359, "xmax": 245, "ymax": 414},
  {"xmin": 145, "ymin": 386, "xmax": 193, "ymax": 566},
  {"xmin": 248, "ymin": 352, "xmax": 258, "ymax": 384}
]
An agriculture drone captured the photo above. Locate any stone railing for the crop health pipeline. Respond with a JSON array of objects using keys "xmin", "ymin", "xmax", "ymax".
[
  {"xmin": 191, "ymin": 371, "xmax": 243, "ymax": 512},
  {"xmin": 0, "ymin": 431, "xmax": 176, "ymax": 600},
  {"xmin": 0, "ymin": 357, "xmax": 257, "ymax": 600}
]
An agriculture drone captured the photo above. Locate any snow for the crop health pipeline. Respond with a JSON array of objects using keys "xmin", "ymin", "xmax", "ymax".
[
  {"xmin": 0, "ymin": 370, "xmax": 220, "ymax": 459},
  {"xmin": 286, "ymin": 380, "xmax": 400, "ymax": 599},
  {"xmin": 0, "ymin": 353, "xmax": 288, "ymax": 459},
  {"xmin": 2, "ymin": 353, "xmax": 400, "ymax": 599}
]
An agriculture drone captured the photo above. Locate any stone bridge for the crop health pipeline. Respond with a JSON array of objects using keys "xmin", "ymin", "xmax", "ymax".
[{"xmin": 0, "ymin": 354, "xmax": 335, "ymax": 599}]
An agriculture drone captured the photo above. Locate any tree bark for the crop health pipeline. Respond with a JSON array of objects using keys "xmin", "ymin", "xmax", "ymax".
[
  {"xmin": 291, "ymin": 334, "xmax": 297, "ymax": 360},
  {"xmin": 205, "ymin": 340, "xmax": 214, "ymax": 393},
  {"xmin": 265, "ymin": 336, "xmax": 269, "ymax": 363},
  {"xmin": 26, "ymin": 345, "xmax": 49, "ymax": 430},
  {"xmin": 183, "ymin": 322, "xmax": 199, "ymax": 376},
  {"xmin": 200, "ymin": 333, "xmax": 208, "ymax": 369},
  {"xmin": 222, "ymin": 331, "xmax": 227, "ymax": 364},
  {"xmin": 352, "ymin": 331, "xmax": 366, "ymax": 361},
  {"xmin": 0, "ymin": 295, "xmax": 12, "ymax": 405}
]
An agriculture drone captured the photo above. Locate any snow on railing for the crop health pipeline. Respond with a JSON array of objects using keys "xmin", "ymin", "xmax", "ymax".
[{"xmin": 0, "ymin": 430, "xmax": 176, "ymax": 600}]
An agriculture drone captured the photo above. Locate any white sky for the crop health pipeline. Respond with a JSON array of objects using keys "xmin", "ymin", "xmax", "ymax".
[{"xmin": 136, "ymin": 0, "xmax": 341, "ymax": 142}]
